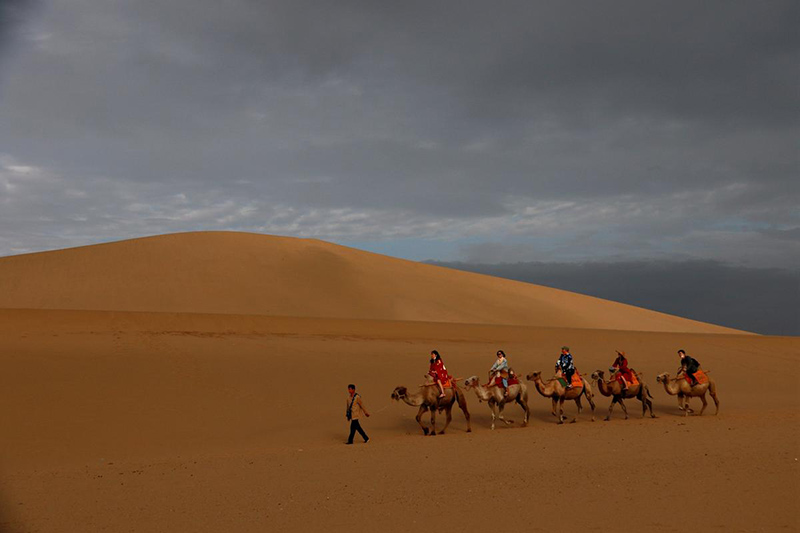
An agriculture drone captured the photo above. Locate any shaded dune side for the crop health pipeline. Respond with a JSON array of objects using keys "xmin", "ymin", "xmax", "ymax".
[{"xmin": 0, "ymin": 231, "xmax": 743, "ymax": 333}]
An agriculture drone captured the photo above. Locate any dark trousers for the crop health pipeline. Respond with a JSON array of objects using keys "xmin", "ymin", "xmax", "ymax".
[
  {"xmin": 563, "ymin": 368, "xmax": 575, "ymax": 384},
  {"xmin": 347, "ymin": 419, "xmax": 368, "ymax": 443},
  {"xmin": 685, "ymin": 364, "xmax": 699, "ymax": 385}
]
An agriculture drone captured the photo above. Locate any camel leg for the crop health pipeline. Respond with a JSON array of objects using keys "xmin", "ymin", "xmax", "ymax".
[
  {"xmin": 457, "ymin": 391, "xmax": 472, "ymax": 432},
  {"xmin": 569, "ymin": 393, "xmax": 579, "ymax": 423},
  {"xmin": 429, "ymin": 406, "xmax": 437, "ymax": 435},
  {"xmin": 416, "ymin": 406, "xmax": 430, "ymax": 435},
  {"xmin": 678, "ymin": 393, "xmax": 693, "ymax": 414},
  {"xmin": 440, "ymin": 406, "xmax": 453, "ymax": 434},
  {"xmin": 639, "ymin": 396, "xmax": 653, "ymax": 418},
  {"xmin": 682, "ymin": 396, "xmax": 694, "ymax": 416},
  {"xmin": 710, "ymin": 391, "xmax": 720, "ymax": 415},
  {"xmin": 642, "ymin": 396, "xmax": 655, "ymax": 418},
  {"xmin": 551, "ymin": 398, "xmax": 558, "ymax": 417},
  {"xmin": 698, "ymin": 393, "xmax": 708, "ymax": 416},
  {"xmin": 516, "ymin": 396, "xmax": 529, "ymax": 426},
  {"xmin": 489, "ymin": 402, "xmax": 498, "ymax": 430},
  {"xmin": 619, "ymin": 397, "xmax": 629, "ymax": 420},
  {"xmin": 643, "ymin": 386, "xmax": 656, "ymax": 418},
  {"xmin": 497, "ymin": 402, "xmax": 514, "ymax": 426},
  {"xmin": 523, "ymin": 397, "xmax": 530, "ymax": 426},
  {"xmin": 605, "ymin": 397, "xmax": 617, "ymax": 421},
  {"xmin": 558, "ymin": 397, "xmax": 567, "ymax": 424},
  {"xmin": 585, "ymin": 389, "xmax": 596, "ymax": 421}
]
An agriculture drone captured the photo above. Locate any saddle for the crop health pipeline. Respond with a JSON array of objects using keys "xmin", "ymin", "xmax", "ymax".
[
  {"xmin": 556, "ymin": 371, "xmax": 583, "ymax": 389},
  {"xmin": 616, "ymin": 370, "xmax": 639, "ymax": 386},
  {"xmin": 685, "ymin": 369, "xmax": 708, "ymax": 385},
  {"xmin": 492, "ymin": 375, "xmax": 520, "ymax": 387},
  {"xmin": 488, "ymin": 368, "xmax": 519, "ymax": 388}
]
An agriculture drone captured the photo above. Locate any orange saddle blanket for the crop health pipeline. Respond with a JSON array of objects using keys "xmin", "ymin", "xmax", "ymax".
[
  {"xmin": 557, "ymin": 372, "xmax": 583, "ymax": 388},
  {"xmin": 622, "ymin": 372, "xmax": 639, "ymax": 386},
  {"xmin": 685, "ymin": 369, "xmax": 708, "ymax": 385}
]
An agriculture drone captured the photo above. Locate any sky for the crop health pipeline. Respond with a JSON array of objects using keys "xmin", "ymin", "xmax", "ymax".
[{"xmin": 0, "ymin": 1, "xmax": 798, "ymax": 333}]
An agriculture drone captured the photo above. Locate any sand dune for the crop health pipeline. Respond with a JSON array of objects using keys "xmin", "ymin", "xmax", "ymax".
[
  {"xmin": 0, "ymin": 231, "xmax": 741, "ymax": 333},
  {"xmin": 1, "ymin": 232, "xmax": 795, "ymax": 532}
]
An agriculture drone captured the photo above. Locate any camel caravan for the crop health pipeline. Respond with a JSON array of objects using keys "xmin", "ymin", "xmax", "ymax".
[{"xmin": 390, "ymin": 348, "xmax": 719, "ymax": 435}]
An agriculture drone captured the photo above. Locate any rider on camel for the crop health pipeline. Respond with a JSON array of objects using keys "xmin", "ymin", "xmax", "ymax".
[
  {"xmin": 428, "ymin": 350, "xmax": 451, "ymax": 398},
  {"xmin": 489, "ymin": 350, "xmax": 510, "ymax": 397},
  {"xmin": 678, "ymin": 349, "xmax": 701, "ymax": 386},
  {"xmin": 557, "ymin": 346, "xmax": 576, "ymax": 389},
  {"xmin": 612, "ymin": 350, "xmax": 634, "ymax": 393}
]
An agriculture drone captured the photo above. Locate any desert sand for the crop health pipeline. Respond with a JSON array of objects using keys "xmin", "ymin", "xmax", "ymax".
[{"xmin": 0, "ymin": 232, "xmax": 796, "ymax": 532}]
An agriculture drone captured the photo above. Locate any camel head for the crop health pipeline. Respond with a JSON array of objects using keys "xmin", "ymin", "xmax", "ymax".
[
  {"xmin": 656, "ymin": 373, "xmax": 670, "ymax": 383},
  {"xmin": 463, "ymin": 376, "xmax": 480, "ymax": 389},
  {"xmin": 591, "ymin": 370, "xmax": 605, "ymax": 381},
  {"xmin": 526, "ymin": 371, "xmax": 541, "ymax": 381},
  {"xmin": 391, "ymin": 386, "xmax": 408, "ymax": 401}
]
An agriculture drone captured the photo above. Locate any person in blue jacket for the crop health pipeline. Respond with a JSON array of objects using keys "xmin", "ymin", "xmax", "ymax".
[{"xmin": 556, "ymin": 346, "xmax": 576, "ymax": 389}]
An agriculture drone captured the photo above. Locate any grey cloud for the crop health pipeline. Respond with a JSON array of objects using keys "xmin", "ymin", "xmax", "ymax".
[{"xmin": 0, "ymin": 1, "xmax": 797, "ymax": 274}]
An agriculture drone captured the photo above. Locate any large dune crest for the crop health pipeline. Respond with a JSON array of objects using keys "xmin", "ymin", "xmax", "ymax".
[{"xmin": 0, "ymin": 231, "xmax": 742, "ymax": 333}]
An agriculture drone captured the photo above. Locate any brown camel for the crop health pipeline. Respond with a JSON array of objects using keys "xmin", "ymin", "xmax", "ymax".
[
  {"xmin": 390, "ymin": 376, "xmax": 472, "ymax": 435},
  {"xmin": 591, "ymin": 369, "xmax": 656, "ymax": 421},
  {"xmin": 463, "ymin": 375, "xmax": 529, "ymax": 429},
  {"xmin": 525, "ymin": 371, "xmax": 596, "ymax": 423},
  {"xmin": 656, "ymin": 372, "xmax": 719, "ymax": 416}
]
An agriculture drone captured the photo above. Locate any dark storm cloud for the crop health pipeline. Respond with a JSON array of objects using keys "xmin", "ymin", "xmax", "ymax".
[
  {"xmin": 429, "ymin": 260, "xmax": 800, "ymax": 336},
  {"xmin": 0, "ymin": 1, "xmax": 797, "ymax": 272},
  {"xmin": 0, "ymin": 1, "xmax": 38, "ymax": 60}
]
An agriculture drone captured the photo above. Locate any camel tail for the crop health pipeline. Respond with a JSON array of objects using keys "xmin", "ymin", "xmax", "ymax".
[{"xmin": 645, "ymin": 385, "xmax": 654, "ymax": 399}]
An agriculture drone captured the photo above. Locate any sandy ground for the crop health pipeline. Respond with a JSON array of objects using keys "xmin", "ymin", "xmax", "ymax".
[{"xmin": 0, "ymin": 309, "xmax": 797, "ymax": 532}]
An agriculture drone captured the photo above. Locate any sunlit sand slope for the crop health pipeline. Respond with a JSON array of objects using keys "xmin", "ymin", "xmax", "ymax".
[{"xmin": 0, "ymin": 232, "xmax": 742, "ymax": 333}]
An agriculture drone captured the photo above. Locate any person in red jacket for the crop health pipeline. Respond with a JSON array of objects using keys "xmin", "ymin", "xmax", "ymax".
[
  {"xmin": 428, "ymin": 350, "xmax": 451, "ymax": 398},
  {"xmin": 612, "ymin": 350, "xmax": 634, "ymax": 392}
]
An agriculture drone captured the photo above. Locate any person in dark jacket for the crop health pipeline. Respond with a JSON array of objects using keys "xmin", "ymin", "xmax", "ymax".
[
  {"xmin": 678, "ymin": 349, "xmax": 701, "ymax": 386},
  {"xmin": 557, "ymin": 346, "xmax": 576, "ymax": 389}
]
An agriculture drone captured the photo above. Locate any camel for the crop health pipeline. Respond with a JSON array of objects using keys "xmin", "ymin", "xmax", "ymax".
[
  {"xmin": 462, "ymin": 375, "xmax": 530, "ymax": 430},
  {"xmin": 591, "ymin": 369, "xmax": 656, "ymax": 421},
  {"xmin": 525, "ymin": 371, "xmax": 596, "ymax": 423},
  {"xmin": 656, "ymin": 372, "xmax": 719, "ymax": 416},
  {"xmin": 390, "ymin": 376, "xmax": 472, "ymax": 435}
]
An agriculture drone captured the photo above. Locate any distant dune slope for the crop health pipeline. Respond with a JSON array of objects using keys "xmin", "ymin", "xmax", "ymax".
[{"xmin": 0, "ymin": 232, "xmax": 743, "ymax": 333}]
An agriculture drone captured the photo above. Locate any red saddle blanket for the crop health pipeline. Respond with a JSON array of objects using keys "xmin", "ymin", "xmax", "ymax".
[
  {"xmin": 492, "ymin": 375, "xmax": 520, "ymax": 387},
  {"xmin": 685, "ymin": 369, "xmax": 708, "ymax": 385},
  {"xmin": 616, "ymin": 372, "xmax": 639, "ymax": 386}
]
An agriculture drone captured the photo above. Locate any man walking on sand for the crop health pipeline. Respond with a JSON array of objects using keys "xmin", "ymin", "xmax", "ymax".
[{"xmin": 346, "ymin": 384, "xmax": 370, "ymax": 445}]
